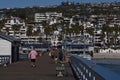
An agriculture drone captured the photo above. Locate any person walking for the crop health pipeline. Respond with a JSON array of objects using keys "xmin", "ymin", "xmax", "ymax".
[
  {"xmin": 51, "ymin": 48, "xmax": 57, "ymax": 63},
  {"xmin": 28, "ymin": 48, "xmax": 38, "ymax": 67},
  {"xmin": 58, "ymin": 49, "xmax": 63, "ymax": 62}
]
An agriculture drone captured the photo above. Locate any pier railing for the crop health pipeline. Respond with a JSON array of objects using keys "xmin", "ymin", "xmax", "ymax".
[
  {"xmin": 0, "ymin": 55, "xmax": 11, "ymax": 65},
  {"xmin": 70, "ymin": 55, "xmax": 120, "ymax": 80}
]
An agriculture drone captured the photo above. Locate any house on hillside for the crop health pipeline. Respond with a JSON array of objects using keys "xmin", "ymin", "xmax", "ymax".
[
  {"xmin": 0, "ymin": 33, "xmax": 20, "ymax": 64},
  {"xmin": 4, "ymin": 17, "xmax": 25, "ymax": 28}
]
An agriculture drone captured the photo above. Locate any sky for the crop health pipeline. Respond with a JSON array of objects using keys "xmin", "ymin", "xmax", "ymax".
[{"xmin": 0, "ymin": 0, "xmax": 119, "ymax": 9}]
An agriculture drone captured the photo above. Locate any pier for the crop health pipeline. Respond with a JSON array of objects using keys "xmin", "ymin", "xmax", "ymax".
[
  {"xmin": 1, "ymin": 53, "xmax": 120, "ymax": 80},
  {"xmin": 0, "ymin": 54, "xmax": 75, "ymax": 80}
]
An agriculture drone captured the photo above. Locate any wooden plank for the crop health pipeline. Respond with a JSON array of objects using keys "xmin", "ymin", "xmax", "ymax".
[{"xmin": 0, "ymin": 54, "xmax": 75, "ymax": 80}]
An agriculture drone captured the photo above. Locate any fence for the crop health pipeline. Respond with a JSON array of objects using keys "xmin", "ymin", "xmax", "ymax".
[
  {"xmin": 70, "ymin": 55, "xmax": 120, "ymax": 80},
  {"xmin": 0, "ymin": 55, "xmax": 11, "ymax": 65}
]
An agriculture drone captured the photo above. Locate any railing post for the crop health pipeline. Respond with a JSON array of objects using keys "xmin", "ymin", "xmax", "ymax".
[
  {"xmin": 70, "ymin": 55, "xmax": 105, "ymax": 80},
  {"xmin": 0, "ymin": 55, "xmax": 10, "ymax": 67},
  {"xmin": 70, "ymin": 55, "xmax": 120, "ymax": 80}
]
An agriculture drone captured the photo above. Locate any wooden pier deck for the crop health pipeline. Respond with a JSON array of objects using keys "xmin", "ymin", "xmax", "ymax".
[{"xmin": 0, "ymin": 54, "xmax": 75, "ymax": 80}]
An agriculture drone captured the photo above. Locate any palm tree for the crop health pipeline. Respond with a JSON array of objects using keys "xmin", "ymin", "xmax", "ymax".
[
  {"xmin": 0, "ymin": 20, "xmax": 3, "ymax": 32},
  {"xmin": 41, "ymin": 21, "xmax": 47, "ymax": 27},
  {"xmin": 33, "ymin": 27, "xmax": 40, "ymax": 36},
  {"xmin": 26, "ymin": 25, "xmax": 33, "ymax": 36},
  {"xmin": 0, "ymin": 19, "xmax": 6, "ymax": 32},
  {"xmin": 111, "ymin": 25, "xmax": 120, "ymax": 48},
  {"xmin": 12, "ymin": 24, "xmax": 21, "ymax": 37},
  {"xmin": 12, "ymin": 24, "xmax": 21, "ymax": 30},
  {"xmin": 5, "ymin": 27, "xmax": 10, "ymax": 35},
  {"xmin": 44, "ymin": 25, "xmax": 52, "ymax": 36},
  {"xmin": 102, "ymin": 24, "xmax": 111, "ymax": 47},
  {"xmin": 101, "ymin": 24, "xmax": 120, "ymax": 48},
  {"xmin": 38, "ymin": 36, "xmax": 43, "ymax": 48},
  {"xmin": 44, "ymin": 25, "xmax": 52, "ymax": 44},
  {"xmin": 86, "ymin": 27, "xmax": 94, "ymax": 36},
  {"xmin": 78, "ymin": 25, "xmax": 84, "ymax": 35}
]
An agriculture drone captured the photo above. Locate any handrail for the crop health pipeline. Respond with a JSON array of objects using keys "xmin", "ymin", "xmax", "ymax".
[
  {"xmin": 70, "ymin": 55, "xmax": 120, "ymax": 80},
  {"xmin": 0, "ymin": 55, "xmax": 11, "ymax": 65}
]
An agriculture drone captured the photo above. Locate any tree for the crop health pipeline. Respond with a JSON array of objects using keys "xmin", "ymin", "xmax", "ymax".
[
  {"xmin": 38, "ymin": 36, "xmax": 43, "ymax": 47},
  {"xmin": 26, "ymin": 26, "xmax": 33, "ymax": 36},
  {"xmin": 33, "ymin": 27, "xmax": 40, "ymax": 36},
  {"xmin": 5, "ymin": 27, "xmax": 9, "ymax": 35},
  {"xmin": 101, "ymin": 24, "xmax": 120, "ymax": 48},
  {"xmin": 0, "ymin": 21, "xmax": 2, "ymax": 32},
  {"xmin": 12, "ymin": 24, "xmax": 21, "ymax": 31},
  {"xmin": 38, "ymin": 37, "xmax": 42, "ymax": 43},
  {"xmin": 0, "ymin": 19, "xmax": 6, "ymax": 32},
  {"xmin": 44, "ymin": 26, "xmax": 52, "ymax": 36},
  {"xmin": 12, "ymin": 24, "xmax": 21, "ymax": 37},
  {"xmin": 86, "ymin": 27, "xmax": 94, "ymax": 36}
]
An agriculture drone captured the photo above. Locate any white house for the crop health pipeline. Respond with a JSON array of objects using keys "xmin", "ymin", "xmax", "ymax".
[
  {"xmin": 4, "ymin": 17, "xmax": 25, "ymax": 28},
  {"xmin": 99, "ymin": 48, "xmax": 120, "ymax": 53},
  {"xmin": 34, "ymin": 12, "xmax": 62, "ymax": 22}
]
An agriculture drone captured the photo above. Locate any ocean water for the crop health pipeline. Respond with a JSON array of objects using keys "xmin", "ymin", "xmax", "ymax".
[
  {"xmin": 93, "ymin": 60, "xmax": 120, "ymax": 75},
  {"xmin": 98, "ymin": 63, "xmax": 120, "ymax": 75}
]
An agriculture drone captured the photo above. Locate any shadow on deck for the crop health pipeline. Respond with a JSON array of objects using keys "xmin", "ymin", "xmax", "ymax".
[{"xmin": 0, "ymin": 54, "xmax": 75, "ymax": 80}]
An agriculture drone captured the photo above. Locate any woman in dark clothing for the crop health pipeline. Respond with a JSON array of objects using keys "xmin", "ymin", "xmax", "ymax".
[
  {"xmin": 58, "ymin": 49, "xmax": 63, "ymax": 62},
  {"xmin": 51, "ymin": 48, "xmax": 57, "ymax": 63}
]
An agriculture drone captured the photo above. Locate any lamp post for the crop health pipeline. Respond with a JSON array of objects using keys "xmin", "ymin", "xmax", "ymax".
[
  {"xmin": 64, "ymin": 26, "xmax": 70, "ymax": 62},
  {"xmin": 57, "ymin": 25, "xmax": 62, "ymax": 48},
  {"xmin": 64, "ymin": 26, "xmax": 67, "ymax": 55},
  {"xmin": 83, "ymin": 23, "xmax": 86, "ymax": 56}
]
